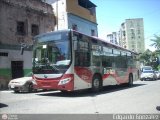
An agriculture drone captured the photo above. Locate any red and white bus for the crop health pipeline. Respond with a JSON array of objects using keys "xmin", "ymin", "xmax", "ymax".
[{"xmin": 32, "ymin": 29, "xmax": 138, "ymax": 92}]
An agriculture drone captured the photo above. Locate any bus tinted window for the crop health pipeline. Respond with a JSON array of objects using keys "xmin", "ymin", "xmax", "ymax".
[{"xmin": 74, "ymin": 33, "xmax": 90, "ymax": 67}]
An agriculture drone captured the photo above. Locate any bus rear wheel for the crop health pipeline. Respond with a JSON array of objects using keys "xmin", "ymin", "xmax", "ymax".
[
  {"xmin": 92, "ymin": 75, "xmax": 102, "ymax": 92},
  {"xmin": 127, "ymin": 74, "xmax": 133, "ymax": 87}
]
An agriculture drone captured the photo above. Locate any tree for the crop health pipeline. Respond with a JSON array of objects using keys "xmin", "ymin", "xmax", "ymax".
[
  {"xmin": 139, "ymin": 49, "xmax": 152, "ymax": 66},
  {"xmin": 138, "ymin": 49, "xmax": 159, "ymax": 70},
  {"xmin": 151, "ymin": 50, "xmax": 159, "ymax": 70},
  {"xmin": 150, "ymin": 34, "xmax": 160, "ymax": 50}
]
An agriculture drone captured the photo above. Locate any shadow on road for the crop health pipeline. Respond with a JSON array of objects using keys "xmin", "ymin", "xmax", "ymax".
[
  {"xmin": 0, "ymin": 103, "xmax": 8, "ymax": 108},
  {"xmin": 37, "ymin": 83, "xmax": 146, "ymax": 98},
  {"xmin": 11, "ymin": 89, "xmax": 53, "ymax": 94}
]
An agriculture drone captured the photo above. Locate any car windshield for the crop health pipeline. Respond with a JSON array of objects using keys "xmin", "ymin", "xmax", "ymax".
[
  {"xmin": 32, "ymin": 31, "xmax": 71, "ymax": 74},
  {"xmin": 142, "ymin": 66, "xmax": 152, "ymax": 71},
  {"xmin": 143, "ymin": 71, "xmax": 154, "ymax": 73}
]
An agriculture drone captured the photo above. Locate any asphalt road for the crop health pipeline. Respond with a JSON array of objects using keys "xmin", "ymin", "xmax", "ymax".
[{"xmin": 0, "ymin": 80, "xmax": 160, "ymax": 114}]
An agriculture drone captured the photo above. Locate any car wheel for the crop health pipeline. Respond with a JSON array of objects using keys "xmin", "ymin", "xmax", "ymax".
[
  {"xmin": 28, "ymin": 83, "xmax": 33, "ymax": 93},
  {"xmin": 14, "ymin": 90, "xmax": 20, "ymax": 93}
]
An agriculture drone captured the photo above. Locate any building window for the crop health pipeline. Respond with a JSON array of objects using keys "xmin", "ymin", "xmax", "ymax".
[
  {"xmin": 91, "ymin": 29, "xmax": 95, "ymax": 36},
  {"xmin": 131, "ymin": 29, "xmax": 135, "ymax": 39},
  {"xmin": 17, "ymin": 21, "xmax": 25, "ymax": 35},
  {"xmin": 0, "ymin": 52, "xmax": 8, "ymax": 57},
  {"xmin": 31, "ymin": 24, "xmax": 39, "ymax": 36},
  {"xmin": 72, "ymin": 24, "xmax": 78, "ymax": 31},
  {"xmin": 89, "ymin": 7, "xmax": 96, "ymax": 15},
  {"xmin": 138, "ymin": 29, "xmax": 141, "ymax": 34},
  {"xmin": 123, "ymin": 31, "xmax": 126, "ymax": 36}
]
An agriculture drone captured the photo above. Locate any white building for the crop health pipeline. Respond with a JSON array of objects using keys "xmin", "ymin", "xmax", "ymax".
[
  {"xmin": 119, "ymin": 18, "xmax": 145, "ymax": 53},
  {"xmin": 107, "ymin": 32, "xmax": 118, "ymax": 45}
]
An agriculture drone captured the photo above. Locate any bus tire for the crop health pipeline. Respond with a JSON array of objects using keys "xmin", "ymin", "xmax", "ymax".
[
  {"xmin": 92, "ymin": 75, "xmax": 102, "ymax": 92},
  {"xmin": 127, "ymin": 74, "xmax": 133, "ymax": 87}
]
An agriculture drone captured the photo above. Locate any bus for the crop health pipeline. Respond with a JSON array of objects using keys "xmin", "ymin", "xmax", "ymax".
[{"xmin": 32, "ymin": 29, "xmax": 138, "ymax": 92}]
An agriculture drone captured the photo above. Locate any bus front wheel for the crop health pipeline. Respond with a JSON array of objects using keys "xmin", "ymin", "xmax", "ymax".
[{"xmin": 92, "ymin": 75, "xmax": 102, "ymax": 92}]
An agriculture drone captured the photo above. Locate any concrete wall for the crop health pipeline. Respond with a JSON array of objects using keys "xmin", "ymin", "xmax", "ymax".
[{"xmin": 0, "ymin": 0, "xmax": 55, "ymax": 45}]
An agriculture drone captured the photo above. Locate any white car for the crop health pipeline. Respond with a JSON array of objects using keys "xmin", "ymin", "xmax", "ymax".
[
  {"xmin": 155, "ymin": 71, "xmax": 160, "ymax": 79},
  {"xmin": 140, "ymin": 70, "xmax": 157, "ymax": 81},
  {"xmin": 8, "ymin": 72, "xmax": 37, "ymax": 93},
  {"xmin": 141, "ymin": 66, "xmax": 153, "ymax": 72}
]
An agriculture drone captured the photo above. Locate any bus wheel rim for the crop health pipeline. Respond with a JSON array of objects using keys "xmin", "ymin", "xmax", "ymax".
[{"xmin": 94, "ymin": 78, "xmax": 99, "ymax": 88}]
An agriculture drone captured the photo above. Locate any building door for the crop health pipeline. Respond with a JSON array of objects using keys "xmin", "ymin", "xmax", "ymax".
[{"xmin": 11, "ymin": 61, "xmax": 24, "ymax": 79}]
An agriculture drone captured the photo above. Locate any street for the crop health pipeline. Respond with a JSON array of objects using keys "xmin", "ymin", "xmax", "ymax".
[{"xmin": 0, "ymin": 80, "xmax": 160, "ymax": 114}]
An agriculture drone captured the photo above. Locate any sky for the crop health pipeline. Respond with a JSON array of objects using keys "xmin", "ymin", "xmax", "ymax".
[{"xmin": 91, "ymin": 0, "xmax": 160, "ymax": 51}]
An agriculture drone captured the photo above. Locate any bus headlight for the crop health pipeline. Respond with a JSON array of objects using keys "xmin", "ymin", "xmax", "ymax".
[{"xmin": 58, "ymin": 78, "xmax": 71, "ymax": 85}]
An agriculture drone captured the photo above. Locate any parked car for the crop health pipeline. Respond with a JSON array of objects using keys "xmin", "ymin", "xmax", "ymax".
[
  {"xmin": 141, "ymin": 66, "xmax": 153, "ymax": 72},
  {"xmin": 140, "ymin": 70, "xmax": 157, "ymax": 81},
  {"xmin": 8, "ymin": 72, "xmax": 37, "ymax": 93},
  {"xmin": 155, "ymin": 71, "xmax": 160, "ymax": 79}
]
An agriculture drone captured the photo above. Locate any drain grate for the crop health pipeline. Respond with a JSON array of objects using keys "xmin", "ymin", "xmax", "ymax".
[{"xmin": 156, "ymin": 106, "xmax": 160, "ymax": 111}]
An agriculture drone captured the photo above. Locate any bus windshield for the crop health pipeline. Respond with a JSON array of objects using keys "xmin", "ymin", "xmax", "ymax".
[{"xmin": 32, "ymin": 31, "xmax": 71, "ymax": 74}]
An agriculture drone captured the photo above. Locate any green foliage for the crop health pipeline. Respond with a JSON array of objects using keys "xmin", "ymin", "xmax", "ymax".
[
  {"xmin": 138, "ymin": 49, "xmax": 152, "ymax": 65},
  {"xmin": 138, "ymin": 49, "xmax": 159, "ymax": 70},
  {"xmin": 150, "ymin": 34, "xmax": 160, "ymax": 50},
  {"xmin": 138, "ymin": 34, "xmax": 160, "ymax": 69},
  {"xmin": 157, "ymin": 65, "xmax": 160, "ymax": 70}
]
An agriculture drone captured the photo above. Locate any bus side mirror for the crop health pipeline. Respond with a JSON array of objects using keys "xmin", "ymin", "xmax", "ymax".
[
  {"xmin": 20, "ymin": 43, "xmax": 26, "ymax": 55},
  {"xmin": 21, "ymin": 47, "xmax": 24, "ymax": 55}
]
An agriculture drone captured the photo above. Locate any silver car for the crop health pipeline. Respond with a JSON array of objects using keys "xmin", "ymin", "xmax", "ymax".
[
  {"xmin": 8, "ymin": 72, "xmax": 37, "ymax": 93},
  {"xmin": 140, "ymin": 70, "xmax": 157, "ymax": 81}
]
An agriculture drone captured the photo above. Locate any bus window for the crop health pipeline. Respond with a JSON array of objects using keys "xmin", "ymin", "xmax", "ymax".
[
  {"xmin": 92, "ymin": 53, "xmax": 101, "ymax": 66},
  {"xmin": 91, "ymin": 44, "xmax": 101, "ymax": 66},
  {"xmin": 102, "ymin": 54, "xmax": 113, "ymax": 68},
  {"xmin": 75, "ymin": 37, "xmax": 90, "ymax": 67},
  {"xmin": 75, "ymin": 52, "xmax": 90, "ymax": 67}
]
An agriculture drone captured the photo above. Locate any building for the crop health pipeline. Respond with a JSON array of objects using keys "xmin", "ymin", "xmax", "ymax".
[
  {"xmin": 119, "ymin": 18, "xmax": 145, "ymax": 53},
  {"xmin": 45, "ymin": 0, "xmax": 98, "ymax": 36},
  {"xmin": 0, "ymin": 0, "xmax": 55, "ymax": 89},
  {"xmin": 107, "ymin": 32, "xmax": 118, "ymax": 45}
]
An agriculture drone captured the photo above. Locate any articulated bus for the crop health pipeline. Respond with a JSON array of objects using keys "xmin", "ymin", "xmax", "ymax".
[{"xmin": 32, "ymin": 29, "xmax": 138, "ymax": 92}]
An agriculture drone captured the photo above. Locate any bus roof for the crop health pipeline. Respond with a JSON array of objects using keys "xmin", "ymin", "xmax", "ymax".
[
  {"xmin": 34, "ymin": 29, "xmax": 138, "ymax": 55},
  {"xmin": 34, "ymin": 29, "xmax": 70, "ymax": 39},
  {"xmin": 72, "ymin": 30, "xmax": 138, "ymax": 55}
]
